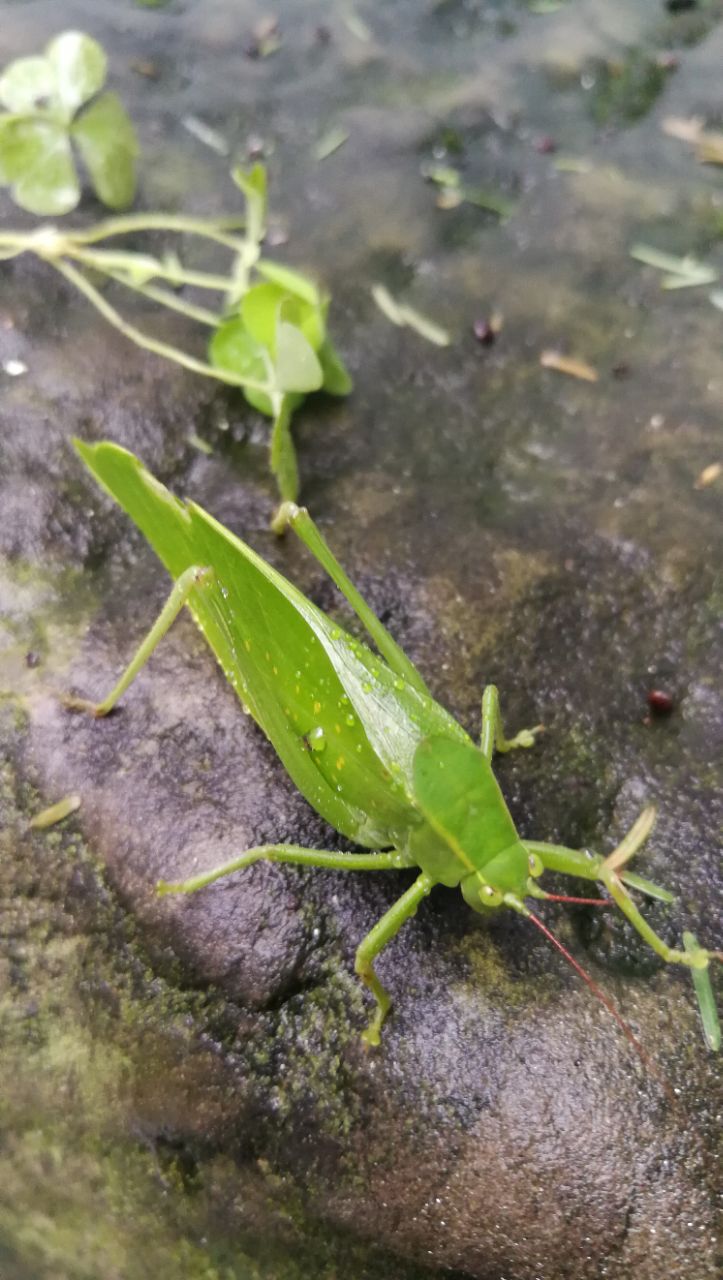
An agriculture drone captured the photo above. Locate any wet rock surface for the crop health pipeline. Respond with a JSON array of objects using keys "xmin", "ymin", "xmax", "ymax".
[{"xmin": 0, "ymin": 2, "xmax": 721, "ymax": 1278}]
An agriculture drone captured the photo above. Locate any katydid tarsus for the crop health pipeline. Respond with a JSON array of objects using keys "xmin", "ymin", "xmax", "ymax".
[{"xmin": 67, "ymin": 441, "xmax": 722, "ymax": 1064}]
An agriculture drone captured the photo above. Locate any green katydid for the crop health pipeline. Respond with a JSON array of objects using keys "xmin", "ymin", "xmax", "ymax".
[{"xmin": 67, "ymin": 440, "xmax": 722, "ymax": 1062}]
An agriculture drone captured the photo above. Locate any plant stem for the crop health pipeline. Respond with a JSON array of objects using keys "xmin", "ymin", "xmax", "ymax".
[
  {"xmin": 69, "ymin": 213, "xmax": 246, "ymax": 252},
  {"xmin": 99, "ymin": 267, "xmax": 223, "ymax": 327},
  {"xmin": 51, "ymin": 258, "xmax": 270, "ymax": 394},
  {"xmin": 67, "ymin": 245, "xmax": 232, "ymax": 292}
]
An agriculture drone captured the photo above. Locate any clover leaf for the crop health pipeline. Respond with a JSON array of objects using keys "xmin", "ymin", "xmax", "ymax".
[
  {"xmin": 210, "ymin": 264, "xmax": 350, "ymax": 411},
  {"xmin": 208, "ymin": 222, "xmax": 352, "ymax": 507},
  {"xmin": 0, "ymin": 158, "xmax": 351, "ymax": 519},
  {"xmin": 275, "ymin": 320, "xmax": 323, "ymax": 394},
  {"xmin": 0, "ymin": 31, "xmax": 138, "ymax": 215}
]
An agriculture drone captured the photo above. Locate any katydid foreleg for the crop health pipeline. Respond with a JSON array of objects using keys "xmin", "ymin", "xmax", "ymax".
[
  {"xmin": 355, "ymin": 871, "xmax": 435, "ymax": 1046},
  {"xmin": 64, "ymin": 564, "xmax": 213, "ymax": 716},
  {"xmin": 525, "ymin": 834, "xmax": 722, "ymax": 975},
  {"xmin": 479, "ymin": 684, "xmax": 543, "ymax": 760}
]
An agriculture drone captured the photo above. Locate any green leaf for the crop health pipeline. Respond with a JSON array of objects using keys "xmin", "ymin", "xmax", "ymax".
[
  {"xmin": 279, "ymin": 295, "xmax": 325, "ymax": 353},
  {"xmin": 462, "ymin": 186, "xmax": 515, "ymax": 219},
  {"xmin": 274, "ymin": 321, "xmax": 323, "ymax": 393},
  {"xmin": 241, "ymin": 282, "xmax": 326, "ymax": 355},
  {"xmin": 370, "ymin": 282, "xmax": 404, "ymax": 326},
  {"xmin": 46, "ymin": 30, "xmax": 107, "ymax": 116},
  {"xmin": 256, "ymin": 258, "xmax": 320, "ymax": 306},
  {"xmin": 210, "ymin": 314, "xmax": 275, "ymax": 414},
  {"xmin": 421, "ymin": 163, "xmax": 461, "ymax": 188},
  {"xmin": 662, "ymin": 270, "xmax": 719, "ymax": 291},
  {"xmin": 0, "ymin": 55, "xmax": 55, "ymax": 112},
  {"xmin": 10, "ymin": 121, "xmax": 79, "ymax": 214},
  {"xmin": 29, "ymin": 792, "xmax": 81, "ymax": 829},
  {"xmin": 318, "ymin": 337, "xmax": 352, "ymax": 395},
  {"xmin": 396, "ymin": 302, "xmax": 450, "ymax": 347},
  {"xmin": 232, "ymin": 161, "xmax": 267, "ymax": 202},
  {"xmin": 314, "ymin": 125, "xmax": 349, "ymax": 161},
  {"xmin": 629, "ymin": 242, "xmax": 718, "ymax": 287},
  {"xmin": 371, "ymin": 284, "xmax": 451, "ymax": 347},
  {"xmin": 241, "ymin": 386, "xmax": 273, "ymax": 416},
  {"xmin": 241, "ymin": 282, "xmax": 285, "ymax": 351},
  {"xmin": 72, "ymin": 91, "xmax": 138, "ymax": 208},
  {"xmin": 210, "ymin": 315, "xmax": 269, "ymax": 379},
  {"xmin": 0, "ymin": 117, "xmax": 48, "ymax": 184}
]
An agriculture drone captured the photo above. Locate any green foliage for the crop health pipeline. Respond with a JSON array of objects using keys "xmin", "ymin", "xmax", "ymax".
[
  {"xmin": 0, "ymin": 161, "xmax": 351, "ymax": 520},
  {"xmin": 207, "ymin": 165, "xmax": 352, "ymax": 509},
  {"xmin": 587, "ymin": 51, "xmax": 667, "ymax": 127},
  {"xmin": 371, "ymin": 283, "xmax": 451, "ymax": 347},
  {"xmin": 0, "ymin": 31, "xmax": 137, "ymax": 214}
]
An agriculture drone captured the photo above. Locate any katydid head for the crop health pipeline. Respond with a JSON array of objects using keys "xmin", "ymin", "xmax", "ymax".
[
  {"xmin": 459, "ymin": 845, "xmax": 530, "ymax": 913},
  {"xmin": 411, "ymin": 734, "xmax": 676, "ymax": 1087},
  {"xmin": 460, "ymin": 877, "xmax": 504, "ymax": 911},
  {"xmin": 412, "ymin": 735, "xmax": 531, "ymax": 900}
]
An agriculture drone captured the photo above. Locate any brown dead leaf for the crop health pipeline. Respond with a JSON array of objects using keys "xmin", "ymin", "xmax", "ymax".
[
  {"xmin": 540, "ymin": 350, "xmax": 599, "ymax": 383},
  {"xmin": 662, "ymin": 116, "xmax": 723, "ymax": 166},
  {"xmin": 697, "ymin": 133, "xmax": 723, "ymax": 166},
  {"xmin": 662, "ymin": 116, "xmax": 704, "ymax": 145},
  {"xmin": 694, "ymin": 462, "xmax": 721, "ymax": 489}
]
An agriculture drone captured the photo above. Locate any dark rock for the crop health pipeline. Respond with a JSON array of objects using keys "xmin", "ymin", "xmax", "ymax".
[{"xmin": 0, "ymin": 3, "xmax": 721, "ymax": 1279}]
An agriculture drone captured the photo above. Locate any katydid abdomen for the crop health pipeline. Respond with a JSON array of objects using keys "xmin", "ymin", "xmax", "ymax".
[{"xmin": 74, "ymin": 441, "xmax": 465, "ymax": 849}]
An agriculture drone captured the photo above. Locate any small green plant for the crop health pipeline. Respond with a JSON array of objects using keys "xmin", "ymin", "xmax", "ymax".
[
  {"xmin": 0, "ymin": 164, "xmax": 351, "ymax": 523},
  {"xmin": 207, "ymin": 166, "xmax": 352, "ymax": 524},
  {"xmin": 66, "ymin": 440, "xmax": 722, "ymax": 1073},
  {"xmin": 0, "ymin": 30, "xmax": 138, "ymax": 214}
]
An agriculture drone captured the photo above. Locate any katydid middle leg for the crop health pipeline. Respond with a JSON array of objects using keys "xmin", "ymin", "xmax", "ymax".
[
  {"xmin": 160, "ymin": 843, "xmax": 432, "ymax": 1045},
  {"xmin": 480, "ymin": 684, "xmax": 543, "ymax": 760},
  {"xmin": 64, "ymin": 564, "xmax": 213, "ymax": 716}
]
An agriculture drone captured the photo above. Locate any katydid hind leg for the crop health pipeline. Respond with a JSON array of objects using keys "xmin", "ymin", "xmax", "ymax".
[
  {"xmin": 272, "ymin": 501, "xmax": 430, "ymax": 697},
  {"xmin": 354, "ymin": 871, "xmax": 434, "ymax": 1046},
  {"xmin": 63, "ymin": 564, "xmax": 213, "ymax": 716},
  {"xmin": 479, "ymin": 684, "xmax": 543, "ymax": 760}
]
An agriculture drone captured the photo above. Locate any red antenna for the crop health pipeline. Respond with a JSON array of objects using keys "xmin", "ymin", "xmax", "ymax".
[
  {"xmin": 524, "ymin": 904, "xmax": 675, "ymax": 1104},
  {"xmin": 538, "ymin": 893, "xmax": 612, "ymax": 907}
]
